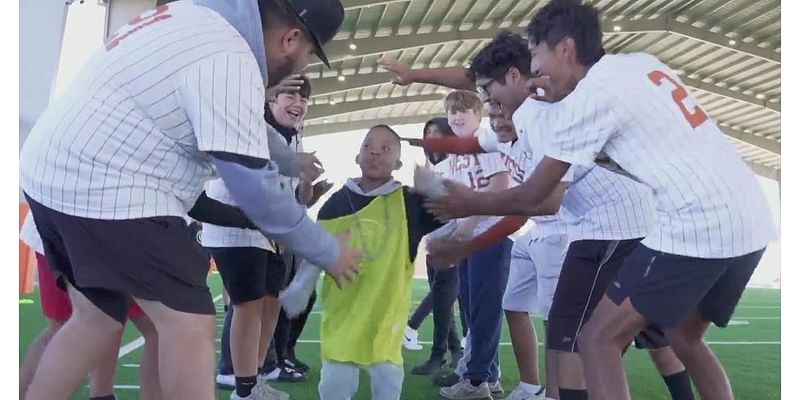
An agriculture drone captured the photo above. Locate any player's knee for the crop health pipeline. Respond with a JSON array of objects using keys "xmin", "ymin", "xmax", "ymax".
[{"xmin": 233, "ymin": 297, "xmax": 266, "ymax": 316}]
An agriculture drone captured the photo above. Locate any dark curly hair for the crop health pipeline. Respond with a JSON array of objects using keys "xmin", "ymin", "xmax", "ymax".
[
  {"xmin": 527, "ymin": 0, "xmax": 605, "ymax": 66},
  {"xmin": 468, "ymin": 31, "xmax": 531, "ymax": 83}
]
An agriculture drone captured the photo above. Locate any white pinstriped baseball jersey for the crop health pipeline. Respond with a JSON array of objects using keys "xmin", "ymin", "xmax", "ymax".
[
  {"xmin": 201, "ymin": 136, "xmax": 306, "ymax": 250},
  {"xmin": 435, "ymin": 138, "xmax": 509, "ymax": 236},
  {"xmin": 19, "ymin": 2, "xmax": 269, "ymax": 220},
  {"xmin": 477, "ymin": 120, "xmax": 567, "ymax": 238},
  {"xmin": 525, "ymin": 99, "xmax": 654, "ymax": 242},
  {"xmin": 442, "ymin": 152, "xmax": 507, "ymax": 192},
  {"xmin": 544, "ymin": 53, "xmax": 777, "ymax": 258}
]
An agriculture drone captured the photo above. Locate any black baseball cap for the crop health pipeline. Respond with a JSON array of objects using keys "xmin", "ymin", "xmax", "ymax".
[{"xmin": 281, "ymin": 0, "xmax": 344, "ymax": 68}]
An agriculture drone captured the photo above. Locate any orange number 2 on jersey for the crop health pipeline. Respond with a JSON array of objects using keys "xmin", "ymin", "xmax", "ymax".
[
  {"xmin": 106, "ymin": 5, "xmax": 172, "ymax": 50},
  {"xmin": 647, "ymin": 70, "xmax": 708, "ymax": 129}
]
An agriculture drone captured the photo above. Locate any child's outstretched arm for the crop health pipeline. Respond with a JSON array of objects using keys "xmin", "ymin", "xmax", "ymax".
[
  {"xmin": 403, "ymin": 126, "xmax": 502, "ymax": 156},
  {"xmin": 279, "ymin": 259, "xmax": 321, "ymax": 317},
  {"xmin": 403, "ymin": 136, "xmax": 484, "ymax": 155}
]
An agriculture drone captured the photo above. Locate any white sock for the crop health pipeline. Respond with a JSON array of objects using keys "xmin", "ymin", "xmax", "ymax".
[
  {"xmin": 279, "ymin": 260, "xmax": 320, "ymax": 317},
  {"xmin": 518, "ymin": 382, "xmax": 541, "ymax": 395}
]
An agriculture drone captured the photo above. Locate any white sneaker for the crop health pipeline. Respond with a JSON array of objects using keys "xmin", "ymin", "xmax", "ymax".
[
  {"xmin": 230, "ymin": 381, "xmax": 290, "ymax": 400},
  {"xmin": 403, "ymin": 325, "xmax": 423, "ymax": 350},
  {"xmin": 260, "ymin": 367, "xmax": 281, "ymax": 381},
  {"xmin": 216, "ymin": 374, "xmax": 235, "ymax": 389},
  {"xmin": 439, "ymin": 380, "xmax": 493, "ymax": 399},
  {"xmin": 506, "ymin": 385, "xmax": 545, "ymax": 400},
  {"xmin": 460, "ymin": 336, "xmax": 466, "ymax": 349}
]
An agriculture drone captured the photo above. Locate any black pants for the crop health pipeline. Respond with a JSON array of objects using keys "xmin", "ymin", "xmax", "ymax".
[{"xmin": 407, "ymin": 259, "xmax": 462, "ymax": 360}]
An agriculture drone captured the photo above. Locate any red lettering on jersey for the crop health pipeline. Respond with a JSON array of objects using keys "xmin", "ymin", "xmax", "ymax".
[
  {"xmin": 502, "ymin": 154, "xmax": 525, "ymax": 184},
  {"xmin": 647, "ymin": 70, "xmax": 708, "ymax": 129},
  {"xmin": 467, "ymin": 169, "xmax": 491, "ymax": 189},
  {"xmin": 106, "ymin": 5, "xmax": 172, "ymax": 50}
]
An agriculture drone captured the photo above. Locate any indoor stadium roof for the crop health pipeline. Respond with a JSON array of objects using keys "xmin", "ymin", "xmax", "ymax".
[{"xmin": 299, "ymin": 0, "xmax": 780, "ymax": 179}]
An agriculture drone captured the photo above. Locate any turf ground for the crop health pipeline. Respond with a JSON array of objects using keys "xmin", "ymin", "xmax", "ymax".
[{"xmin": 20, "ymin": 273, "xmax": 780, "ymax": 399}]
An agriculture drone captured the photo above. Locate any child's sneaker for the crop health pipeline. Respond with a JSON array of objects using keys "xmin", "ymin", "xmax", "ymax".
[
  {"xmin": 403, "ymin": 325, "xmax": 423, "ymax": 350},
  {"xmin": 439, "ymin": 380, "xmax": 493, "ymax": 399}
]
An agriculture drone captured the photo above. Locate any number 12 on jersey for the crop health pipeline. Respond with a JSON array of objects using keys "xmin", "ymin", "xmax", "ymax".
[{"xmin": 647, "ymin": 70, "xmax": 708, "ymax": 129}]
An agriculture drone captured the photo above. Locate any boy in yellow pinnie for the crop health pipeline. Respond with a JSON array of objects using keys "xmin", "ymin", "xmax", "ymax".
[{"xmin": 280, "ymin": 124, "xmax": 444, "ymax": 399}]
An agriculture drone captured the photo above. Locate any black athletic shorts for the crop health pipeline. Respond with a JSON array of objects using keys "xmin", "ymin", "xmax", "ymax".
[
  {"xmin": 547, "ymin": 239, "xmax": 667, "ymax": 352},
  {"xmin": 209, "ymin": 247, "xmax": 288, "ymax": 305},
  {"xmin": 26, "ymin": 194, "xmax": 215, "ymax": 323},
  {"xmin": 607, "ymin": 243, "xmax": 765, "ymax": 329}
]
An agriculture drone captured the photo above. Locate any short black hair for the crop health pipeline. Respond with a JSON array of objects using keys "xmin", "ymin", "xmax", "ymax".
[
  {"xmin": 468, "ymin": 31, "xmax": 532, "ymax": 83},
  {"xmin": 369, "ymin": 124, "xmax": 402, "ymax": 145},
  {"xmin": 527, "ymin": 0, "xmax": 605, "ymax": 66}
]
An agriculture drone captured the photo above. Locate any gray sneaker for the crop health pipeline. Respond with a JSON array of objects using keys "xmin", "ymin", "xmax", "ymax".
[
  {"xmin": 230, "ymin": 381, "xmax": 290, "ymax": 400},
  {"xmin": 440, "ymin": 380, "xmax": 493, "ymax": 400}
]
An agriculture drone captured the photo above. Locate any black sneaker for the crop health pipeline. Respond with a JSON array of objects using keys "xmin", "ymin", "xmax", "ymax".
[
  {"xmin": 287, "ymin": 349, "xmax": 309, "ymax": 372},
  {"xmin": 432, "ymin": 369, "xmax": 462, "ymax": 387},
  {"xmin": 411, "ymin": 358, "xmax": 446, "ymax": 375},
  {"xmin": 286, "ymin": 356, "xmax": 310, "ymax": 373},
  {"xmin": 261, "ymin": 364, "xmax": 305, "ymax": 382}
]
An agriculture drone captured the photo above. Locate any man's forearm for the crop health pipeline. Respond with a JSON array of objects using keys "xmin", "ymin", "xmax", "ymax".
[
  {"xmin": 471, "ymin": 158, "xmax": 570, "ymax": 216},
  {"xmin": 410, "ymin": 67, "xmax": 475, "ymax": 91}
]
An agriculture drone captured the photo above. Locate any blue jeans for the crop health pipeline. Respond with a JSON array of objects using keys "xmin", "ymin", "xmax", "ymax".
[{"xmin": 458, "ymin": 239, "xmax": 511, "ymax": 383}]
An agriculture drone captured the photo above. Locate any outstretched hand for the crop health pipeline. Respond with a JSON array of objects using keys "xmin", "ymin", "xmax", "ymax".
[
  {"xmin": 328, "ymin": 230, "xmax": 363, "ymax": 289},
  {"xmin": 266, "ymin": 74, "xmax": 305, "ymax": 99},
  {"xmin": 297, "ymin": 152, "xmax": 324, "ymax": 183},
  {"xmin": 423, "ymin": 180, "xmax": 480, "ymax": 221},
  {"xmin": 377, "ymin": 57, "xmax": 415, "ymax": 86}
]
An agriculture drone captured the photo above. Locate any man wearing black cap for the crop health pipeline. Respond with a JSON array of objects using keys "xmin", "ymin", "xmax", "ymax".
[{"xmin": 19, "ymin": 1, "xmax": 354, "ymax": 400}]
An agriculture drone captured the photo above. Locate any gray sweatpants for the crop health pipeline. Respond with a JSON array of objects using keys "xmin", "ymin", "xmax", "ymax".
[{"xmin": 318, "ymin": 361, "xmax": 404, "ymax": 400}]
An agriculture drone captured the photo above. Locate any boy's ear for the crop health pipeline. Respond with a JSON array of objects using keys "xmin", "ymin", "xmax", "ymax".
[
  {"xmin": 395, "ymin": 160, "xmax": 403, "ymax": 170},
  {"xmin": 355, "ymin": 154, "xmax": 361, "ymax": 164}
]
